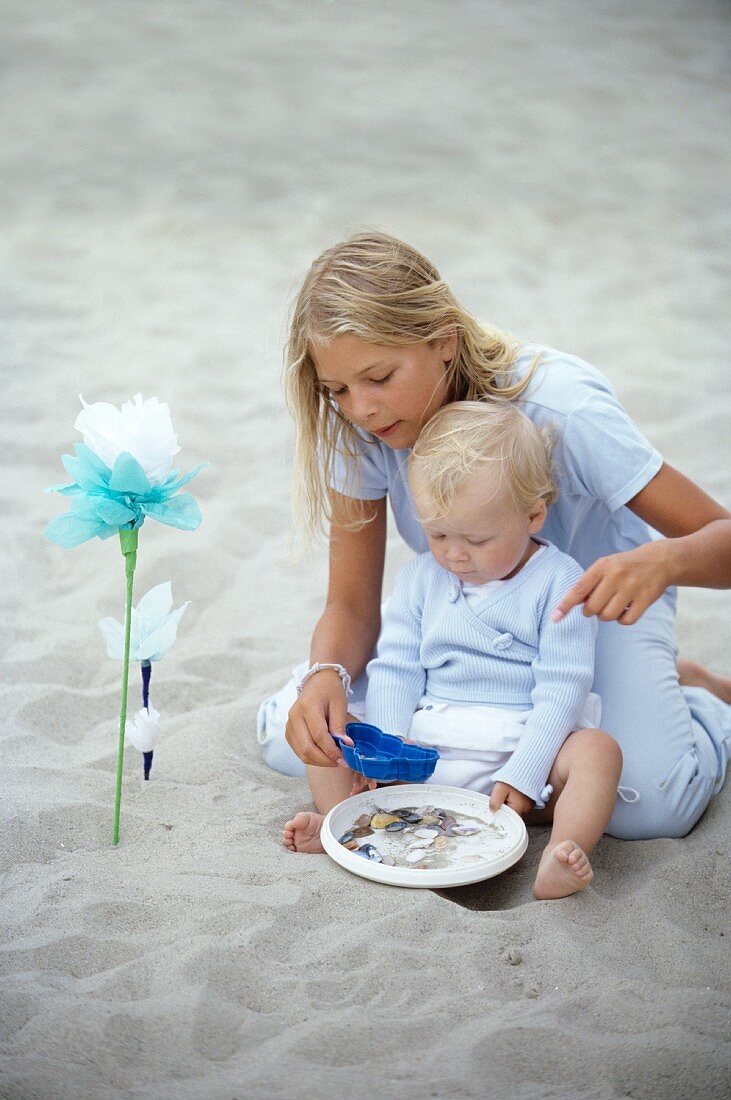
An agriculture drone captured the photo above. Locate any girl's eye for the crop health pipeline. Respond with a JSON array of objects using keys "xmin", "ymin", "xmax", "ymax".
[
  {"xmin": 328, "ymin": 388, "xmax": 347, "ymax": 398},
  {"xmin": 371, "ymin": 372, "xmax": 394, "ymax": 385}
]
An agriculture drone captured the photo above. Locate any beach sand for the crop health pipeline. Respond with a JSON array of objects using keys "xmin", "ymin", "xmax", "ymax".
[{"xmin": 2, "ymin": 1, "xmax": 730, "ymax": 1097}]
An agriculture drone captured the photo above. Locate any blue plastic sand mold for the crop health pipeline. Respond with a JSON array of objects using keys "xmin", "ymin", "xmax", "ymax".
[{"xmin": 332, "ymin": 722, "xmax": 439, "ymax": 782}]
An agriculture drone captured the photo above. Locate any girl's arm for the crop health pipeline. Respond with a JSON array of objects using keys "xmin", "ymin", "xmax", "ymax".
[
  {"xmin": 285, "ymin": 493, "xmax": 387, "ymax": 766},
  {"xmin": 553, "ymin": 463, "xmax": 731, "ymax": 625}
]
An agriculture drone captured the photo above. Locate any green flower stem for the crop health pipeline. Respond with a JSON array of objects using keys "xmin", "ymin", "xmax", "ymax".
[{"xmin": 112, "ymin": 527, "xmax": 138, "ymax": 846}]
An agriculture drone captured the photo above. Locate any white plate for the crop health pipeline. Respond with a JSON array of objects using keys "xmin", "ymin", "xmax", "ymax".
[{"xmin": 321, "ymin": 784, "xmax": 528, "ymax": 889}]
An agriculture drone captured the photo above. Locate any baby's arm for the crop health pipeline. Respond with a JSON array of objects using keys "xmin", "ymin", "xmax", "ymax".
[
  {"xmin": 492, "ymin": 559, "xmax": 597, "ymax": 808},
  {"xmin": 364, "ymin": 558, "xmax": 427, "ymax": 737}
]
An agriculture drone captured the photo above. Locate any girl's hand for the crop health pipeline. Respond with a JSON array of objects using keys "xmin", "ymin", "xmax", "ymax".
[
  {"xmin": 550, "ymin": 542, "xmax": 672, "ymax": 626},
  {"xmin": 489, "ymin": 782, "xmax": 534, "ymax": 817},
  {"xmin": 285, "ymin": 670, "xmax": 355, "ymax": 767}
]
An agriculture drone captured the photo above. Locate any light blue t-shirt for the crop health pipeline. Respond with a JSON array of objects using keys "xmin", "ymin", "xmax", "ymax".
[{"xmin": 330, "ymin": 345, "xmax": 664, "ymax": 570}]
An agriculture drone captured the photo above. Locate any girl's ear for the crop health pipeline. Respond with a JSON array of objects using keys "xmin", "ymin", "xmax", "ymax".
[
  {"xmin": 527, "ymin": 499, "xmax": 548, "ymax": 534},
  {"xmin": 430, "ymin": 327, "xmax": 459, "ymax": 363}
]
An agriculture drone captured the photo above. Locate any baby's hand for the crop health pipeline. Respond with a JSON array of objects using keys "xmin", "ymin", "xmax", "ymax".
[
  {"xmin": 349, "ymin": 771, "xmax": 378, "ymax": 797},
  {"xmin": 489, "ymin": 782, "xmax": 534, "ymax": 817}
]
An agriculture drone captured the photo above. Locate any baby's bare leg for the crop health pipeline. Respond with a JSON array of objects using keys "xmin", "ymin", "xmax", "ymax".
[{"xmin": 532, "ymin": 728, "xmax": 623, "ymax": 900}]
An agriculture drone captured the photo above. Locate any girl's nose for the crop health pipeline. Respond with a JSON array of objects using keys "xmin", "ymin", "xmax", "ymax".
[{"xmin": 349, "ymin": 388, "xmax": 379, "ymax": 423}]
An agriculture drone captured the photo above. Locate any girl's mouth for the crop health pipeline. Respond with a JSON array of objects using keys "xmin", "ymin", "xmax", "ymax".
[{"xmin": 373, "ymin": 420, "xmax": 401, "ymax": 438}]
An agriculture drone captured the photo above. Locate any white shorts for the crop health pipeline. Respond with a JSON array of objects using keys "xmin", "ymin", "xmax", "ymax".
[{"xmin": 349, "ymin": 693, "xmax": 602, "ymax": 803}]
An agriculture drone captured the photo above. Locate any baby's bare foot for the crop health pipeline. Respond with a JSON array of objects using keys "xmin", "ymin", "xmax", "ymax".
[
  {"xmin": 533, "ymin": 840, "xmax": 594, "ymax": 900},
  {"xmin": 677, "ymin": 659, "xmax": 731, "ymax": 705},
  {"xmin": 283, "ymin": 811, "xmax": 325, "ymax": 854}
]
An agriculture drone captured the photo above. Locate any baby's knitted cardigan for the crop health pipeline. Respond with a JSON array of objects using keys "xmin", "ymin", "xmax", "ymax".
[{"xmin": 365, "ymin": 540, "xmax": 597, "ymax": 804}]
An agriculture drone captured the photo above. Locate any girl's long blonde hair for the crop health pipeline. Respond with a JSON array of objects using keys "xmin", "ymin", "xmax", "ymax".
[{"xmin": 284, "ymin": 230, "xmax": 537, "ymax": 543}]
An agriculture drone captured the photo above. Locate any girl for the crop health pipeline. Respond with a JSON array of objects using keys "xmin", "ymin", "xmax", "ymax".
[{"xmin": 261, "ymin": 230, "xmax": 731, "ymax": 844}]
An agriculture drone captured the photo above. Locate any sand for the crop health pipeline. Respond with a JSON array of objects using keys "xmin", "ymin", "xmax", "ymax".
[{"xmin": 1, "ymin": 1, "xmax": 730, "ymax": 1097}]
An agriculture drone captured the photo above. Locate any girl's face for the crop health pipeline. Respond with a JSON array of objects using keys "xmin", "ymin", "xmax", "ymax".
[
  {"xmin": 311, "ymin": 333, "xmax": 457, "ymax": 450},
  {"xmin": 412, "ymin": 470, "xmax": 547, "ymax": 585}
]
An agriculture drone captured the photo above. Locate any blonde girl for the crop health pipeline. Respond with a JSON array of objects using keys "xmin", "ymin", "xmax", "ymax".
[{"xmin": 260, "ymin": 230, "xmax": 730, "ymax": 847}]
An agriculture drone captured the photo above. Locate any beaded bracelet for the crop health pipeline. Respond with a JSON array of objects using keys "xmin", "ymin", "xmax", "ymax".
[{"xmin": 295, "ymin": 662, "xmax": 353, "ymax": 698}]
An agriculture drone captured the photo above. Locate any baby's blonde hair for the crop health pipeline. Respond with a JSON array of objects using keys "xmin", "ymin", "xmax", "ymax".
[
  {"xmin": 284, "ymin": 230, "xmax": 539, "ymax": 543},
  {"xmin": 409, "ymin": 401, "xmax": 557, "ymax": 521}
]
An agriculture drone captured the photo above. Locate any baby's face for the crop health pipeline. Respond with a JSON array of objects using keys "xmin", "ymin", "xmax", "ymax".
[{"xmin": 413, "ymin": 473, "xmax": 546, "ymax": 585}]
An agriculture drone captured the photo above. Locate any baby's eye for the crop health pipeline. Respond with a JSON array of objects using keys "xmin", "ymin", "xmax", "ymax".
[
  {"xmin": 467, "ymin": 538, "xmax": 489, "ymax": 546},
  {"xmin": 429, "ymin": 533, "xmax": 446, "ymax": 541}
]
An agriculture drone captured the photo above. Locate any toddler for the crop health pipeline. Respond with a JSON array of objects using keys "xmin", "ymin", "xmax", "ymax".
[{"xmin": 286, "ymin": 401, "xmax": 622, "ymax": 899}]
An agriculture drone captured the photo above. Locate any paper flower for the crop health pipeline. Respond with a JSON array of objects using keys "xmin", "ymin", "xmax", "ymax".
[
  {"xmin": 44, "ymin": 395, "xmax": 206, "ymax": 549},
  {"xmin": 44, "ymin": 392, "xmax": 206, "ymax": 845},
  {"xmin": 99, "ymin": 582, "xmax": 189, "ymax": 662},
  {"xmin": 126, "ymin": 705, "xmax": 160, "ymax": 753},
  {"xmin": 126, "ymin": 704, "xmax": 160, "ymax": 780}
]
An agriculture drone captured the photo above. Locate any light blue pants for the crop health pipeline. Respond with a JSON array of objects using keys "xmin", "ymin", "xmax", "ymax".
[{"xmin": 257, "ymin": 590, "xmax": 730, "ymax": 840}]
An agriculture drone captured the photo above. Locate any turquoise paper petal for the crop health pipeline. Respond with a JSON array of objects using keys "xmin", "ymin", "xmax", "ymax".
[
  {"xmin": 62, "ymin": 449, "xmax": 110, "ymax": 492},
  {"xmin": 94, "ymin": 498, "xmax": 137, "ymax": 525},
  {"xmin": 163, "ymin": 462, "xmax": 209, "ymax": 494},
  {"xmin": 76, "ymin": 443, "xmax": 115, "ymax": 478},
  {"xmin": 45, "ymin": 513, "xmax": 109, "ymax": 548},
  {"xmin": 143, "ymin": 493, "xmax": 202, "ymax": 530},
  {"xmin": 109, "ymin": 452, "xmax": 151, "ymax": 495}
]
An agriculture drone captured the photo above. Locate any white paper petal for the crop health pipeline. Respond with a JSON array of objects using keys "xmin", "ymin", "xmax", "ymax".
[
  {"xmin": 138, "ymin": 612, "xmax": 184, "ymax": 661},
  {"xmin": 98, "ymin": 616, "xmax": 126, "ymax": 660},
  {"xmin": 74, "ymin": 394, "xmax": 180, "ymax": 485},
  {"xmin": 137, "ymin": 581, "xmax": 174, "ymax": 627},
  {"xmin": 125, "ymin": 705, "xmax": 160, "ymax": 752},
  {"xmin": 100, "ymin": 586, "xmax": 187, "ymax": 662}
]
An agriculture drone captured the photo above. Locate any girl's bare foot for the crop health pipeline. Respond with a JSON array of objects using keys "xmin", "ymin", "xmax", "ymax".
[
  {"xmin": 677, "ymin": 659, "xmax": 731, "ymax": 705},
  {"xmin": 533, "ymin": 840, "xmax": 594, "ymax": 900},
  {"xmin": 283, "ymin": 811, "xmax": 325, "ymax": 854}
]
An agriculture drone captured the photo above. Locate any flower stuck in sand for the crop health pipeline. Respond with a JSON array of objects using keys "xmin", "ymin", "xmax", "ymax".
[
  {"xmin": 99, "ymin": 582, "xmax": 189, "ymax": 663},
  {"xmin": 44, "ymin": 394, "xmax": 206, "ymax": 549},
  {"xmin": 44, "ymin": 391, "xmax": 206, "ymax": 843},
  {"xmin": 126, "ymin": 704, "xmax": 160, "ymax": 753}
]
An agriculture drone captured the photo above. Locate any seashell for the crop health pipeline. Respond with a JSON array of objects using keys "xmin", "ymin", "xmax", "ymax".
[
  {"xmin": 343, "ymin": 839, "xmax": 359, "ymax": 851},
  {"xmin": 451, "ymin": 825, "xmax": 480, "ymax": 836},
  {"xmin": 419, "ymin": 814, "xmax": 440, "ymax": 826},
  {"xmin": 433, "ymin": 836, "xmax": 448, "ymax": 849},
  {"xmin": 338, "ymin": 831, "xmax": 354, "ymax": 844},
  {"xmin": 358, "ymin": 814, "xmax": 372, "ymax": 828},
  {"xmin": 355, "ymin": 843, "xmax": 382, "ymax": 862},
  {"xmin": 406, "ymin": 850, "xmax": 427, "ymax": 863},
  {"xmin": 416, "ymin": 806, "xmax": 436, "ymax": 815},
  {"xmin": 381, "ymin": 855, "xmax": 396, "ymax": 866},
  {"xmin": 351, "ymin": 826, "xmax": 373, "ymax": 838},
  {"xmin": 385, "ymin": 821, "xmax": 408, "ymax": 832},
  {"xmin": 371, "ymin": 813, "xmax": 401, "ymax": 829},
  {"xmin": 414, "ymin": 828, "xmax": 439, "ymax": 839},
  {"xmin": 408, "ymin": 838, "xmax": 434, "ymax": 849},
  {"xmin": 404, "ymin": 813, "xmax": 422, "ymax": 823}
]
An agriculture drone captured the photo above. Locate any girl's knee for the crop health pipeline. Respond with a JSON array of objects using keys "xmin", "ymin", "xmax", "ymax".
[{"xmin": 608, "ymin": 743, "xmax": 718, "ymax": 840}]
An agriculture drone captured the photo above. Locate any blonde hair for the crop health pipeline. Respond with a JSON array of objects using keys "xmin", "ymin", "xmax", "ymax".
[
  {"xmin": 284, "ymin": 230, "xmax": 539, "ymax": 542},
  {"xmin": 409, "ymin": 401, "xmax": 557, "ymax": 521}
]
